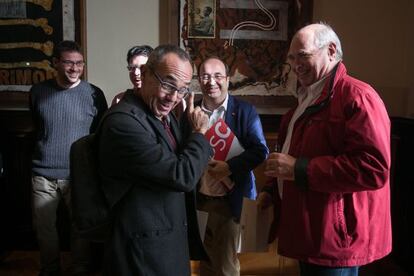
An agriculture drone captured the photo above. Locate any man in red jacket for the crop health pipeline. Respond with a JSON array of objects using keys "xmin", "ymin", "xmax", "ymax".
[{"xmin": 258, "ymin": 23, "xmax": 391, "ymax": 276}]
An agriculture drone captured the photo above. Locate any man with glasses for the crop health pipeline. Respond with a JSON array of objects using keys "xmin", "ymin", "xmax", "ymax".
[
  {"xmin": 186, "ymin": 56, "xmax": 268, "ymax": 276},
  {"xmin": 111, "ymin": 45, "xmax": 153, "ymax": 105},
  {"xmin": 259, "ymin": 23, "xmax": 391, "ymax": 276},
  {"xmin": 30, "ymin": 40, "xmax": 107, "ymax": 275},
  {"xmin": 97, "ymin": 44, "xmax": 213, "ymax": 275}
]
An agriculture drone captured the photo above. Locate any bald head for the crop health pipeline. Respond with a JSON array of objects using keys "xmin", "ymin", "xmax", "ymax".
[
  {"xmin": 295, "ymin": 23, "xmax": 343, "ymax": 61},
  {"xmin": 287, "ymin": 23, "xmax": 342, "ymax": 87}
]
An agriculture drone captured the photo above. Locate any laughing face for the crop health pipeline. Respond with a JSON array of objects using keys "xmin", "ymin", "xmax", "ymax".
[
  {"xmin": 287, "ymin": 25, "xmax": 336, "ymax": 87},
  {"xmin": 53, "ymin": 51, "xmax": 84, "ymax": 88},
  {"xmin": 140, "ymin": 53, "xmax": 192, "ymax": 118},
  {"xmin": 128, "ymin": 55, "xmax": 149, "ymax": 89},
  {"xmin": 198, "ymin": 58, "xmax": 229, "ymax": 109}
]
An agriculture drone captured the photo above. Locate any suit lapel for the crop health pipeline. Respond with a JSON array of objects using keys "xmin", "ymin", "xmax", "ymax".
[
  {"xmin": 146, "ymin": 115, "xmax": 176, "ymax": 152},
  {"xmin": 225, "ymin": 95, "xmax": 237, "ymax": 131},
  {"xmin": 123, "ymin": 91, "xmax": 156, "ymax": 135},
  {"xmin": 169, "ymin": 114, "xmax": 182, "ymax": 145},
  {"xmin": 130, "ymin": 94, "xmax": 177, "ymax": 152},
  {"xmin": 147, "ymin": 114, "xmax": 174, "ymax": 151}
]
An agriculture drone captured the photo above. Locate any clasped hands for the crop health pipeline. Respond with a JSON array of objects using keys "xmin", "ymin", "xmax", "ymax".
[
  {"xmin": 257, "ymin": 152, "xmax": 296, "ymax": 209},
  {"xmin": 207, "ymin": 159, "xmax": 231, "ymax": 181},
  {"xmin": 202, "ymin": 159, "xmax": 232, "ymax": 195}
]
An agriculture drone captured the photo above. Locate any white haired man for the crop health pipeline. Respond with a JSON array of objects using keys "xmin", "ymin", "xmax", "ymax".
[{"xmin": 259, "ymin": 23, "xmax": 391, "ymax": 276}]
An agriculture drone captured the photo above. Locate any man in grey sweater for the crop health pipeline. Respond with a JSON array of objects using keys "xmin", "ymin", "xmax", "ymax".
[{"xmin": 30, "ymin": 40, "xmax": 107, "ymax": 276}]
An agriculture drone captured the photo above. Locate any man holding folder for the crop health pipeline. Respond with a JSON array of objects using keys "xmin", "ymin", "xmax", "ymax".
[{"xmin": 187, "ymin": 56, "xmax": 268, "ymax": 276}]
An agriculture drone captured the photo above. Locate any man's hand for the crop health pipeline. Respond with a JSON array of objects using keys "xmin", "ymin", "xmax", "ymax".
[
  {"xmin": 187, "ymin": 92, "xmax": 209, "ymax": 134},
  {"xmin": 201, "ymin": 171, "xmax": 229, "ymax": 195},
  {"xmin": 264, "ymin": 152, "xmax": 296, "ymax": 180},
  {"xmin": 207, "ymin": 160, "xmax": 231, "ymax": 181}
]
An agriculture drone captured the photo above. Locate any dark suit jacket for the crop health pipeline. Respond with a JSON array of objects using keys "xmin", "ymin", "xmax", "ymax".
[
  {"xmin": 98, "ymin": 91, "xmax": 212, "ymax": 276},
  {"xmin": 184, "ymin": 95, "xmax": 269, "ymax": 219}
]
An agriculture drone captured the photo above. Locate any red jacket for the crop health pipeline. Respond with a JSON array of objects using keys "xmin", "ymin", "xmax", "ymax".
[{"xmin": 269, "ymin": 62, "xmax": 392, "ymax": 266}]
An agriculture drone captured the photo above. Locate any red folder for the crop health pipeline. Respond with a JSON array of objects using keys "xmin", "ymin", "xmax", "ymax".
[{"xmin": 204, "ymin": 118, "xmax": 244, "ymax": 161}]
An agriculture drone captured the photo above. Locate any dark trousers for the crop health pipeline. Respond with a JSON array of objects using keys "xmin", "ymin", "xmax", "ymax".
[{"xmin": 299, "ymin": 262, "xmax": 359, "ymax": 276}]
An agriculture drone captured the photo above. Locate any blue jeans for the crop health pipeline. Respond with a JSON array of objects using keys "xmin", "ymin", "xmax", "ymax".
[
  {"xmin": 32, "ymin": 175, "xmax": 91, "ymax": 274},
  {"xmin": 299, "ymin": 262, "xmax": 359, "ymax": 276}
]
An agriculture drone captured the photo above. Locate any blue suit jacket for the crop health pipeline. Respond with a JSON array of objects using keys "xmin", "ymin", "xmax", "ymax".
[{"xmin": 192, "ymin": 95, "xmax": 269, "ymax": 219}]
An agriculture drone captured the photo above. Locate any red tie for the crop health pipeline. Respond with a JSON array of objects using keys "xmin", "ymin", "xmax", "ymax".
[{"xmin": 162, "ymin": 118, "xmax": 177, "ymax": 150}]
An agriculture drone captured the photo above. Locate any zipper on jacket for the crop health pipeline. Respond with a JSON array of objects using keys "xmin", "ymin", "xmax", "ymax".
[{"xmin": 298, "ymin": 63, "xmax": 340, "ymax": 122}]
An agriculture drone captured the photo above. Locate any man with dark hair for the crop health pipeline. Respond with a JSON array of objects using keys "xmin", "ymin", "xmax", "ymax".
[
  {"xmin": 98, "ymin": 44, "xmax": 213, "ymax": 275},
  {"xmin": 111, "ymin": 45, "xmax": 153, "ymax": 105},
  {"xmin": 30, "ymin": 40, "xmax": 107, "ymax": 275}
]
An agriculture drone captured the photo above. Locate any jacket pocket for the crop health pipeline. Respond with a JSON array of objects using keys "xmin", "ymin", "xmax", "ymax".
[
  {"xmin": 335, "ymin": 194, "xmax": 351, "ymax": 248},
  {"xmin": 131, "ymin": 228, "xmax": 190, "ymax": 275}
]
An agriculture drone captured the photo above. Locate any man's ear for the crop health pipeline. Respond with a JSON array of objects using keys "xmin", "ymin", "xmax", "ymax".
[
  {"xmin": 225, "ymin": 76, "xmax": 231, "ymax": 89},
  {"xmin": 327, "ymin": 42, "xmax": 337, "ymax": 61}
]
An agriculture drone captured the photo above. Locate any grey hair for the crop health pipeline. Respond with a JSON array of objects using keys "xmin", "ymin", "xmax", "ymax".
[{"xmin": 313, "ymin": 22, "xmax": 343, "ymax": 61}]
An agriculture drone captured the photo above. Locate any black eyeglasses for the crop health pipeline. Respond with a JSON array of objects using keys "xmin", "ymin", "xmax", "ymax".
[
  {"xmin": 150, "ymin": 68, "xmax": 191, "ymax": 98},
  {"xmin": 200, "ymin": 74, "xmax": 227, "ymax": 82},
  {"xmin": 60, "ymin": 60, "xmax": 85, "ymax": 68}
]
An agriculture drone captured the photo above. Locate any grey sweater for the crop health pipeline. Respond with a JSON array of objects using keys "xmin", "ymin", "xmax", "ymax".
[{"xmin": 30, "ymin": 79, "xmax": 107, "ymax": 179}]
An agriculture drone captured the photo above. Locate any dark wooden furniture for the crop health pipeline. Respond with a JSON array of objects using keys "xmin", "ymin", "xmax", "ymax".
[
  {"xmin": 389, "ymin": 117, "xmax": 414, "ymax": 274},
  {"xmin": 0, "ymin": 91, "xmax": 35, "ymax": 249}
]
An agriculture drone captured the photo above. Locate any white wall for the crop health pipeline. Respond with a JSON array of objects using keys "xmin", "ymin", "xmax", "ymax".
[{"xmin": 86, "ymin": 0, "xmax": 159, "ymax": 105}]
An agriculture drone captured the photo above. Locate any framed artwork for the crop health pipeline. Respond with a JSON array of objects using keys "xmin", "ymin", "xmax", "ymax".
[
  {"xmin": 175, "ymin": 0, "xmax": 313, "ymax": 113},
  {"xmin": 0, "ymin": 0, "xmax": 84, "ymax": 92},
  {"xmin": 188, "ymin": 0, "xmax": 216, "ymax": 39}
]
